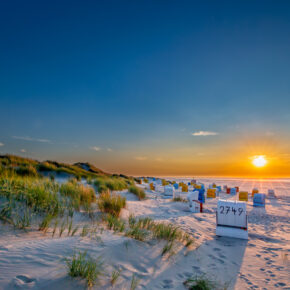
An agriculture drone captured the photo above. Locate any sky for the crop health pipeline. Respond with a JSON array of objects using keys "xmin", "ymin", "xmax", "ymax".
[{"xmin": 0, "ymin": 0, "xmax": 290, "ymax": 177}]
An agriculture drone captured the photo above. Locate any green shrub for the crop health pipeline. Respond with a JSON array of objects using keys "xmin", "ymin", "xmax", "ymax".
[
  {"xmin": 128, "ymin": 185, "xmax": 146, "ymax": 200},
  {"xmin": 97, "ymin": 192, "xmax": 126, "ymax": 217}
]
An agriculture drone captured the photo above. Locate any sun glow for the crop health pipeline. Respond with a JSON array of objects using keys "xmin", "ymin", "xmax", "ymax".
[{"xmin": 252, "ymin": 155, "xmax": 267, "ymax": 167}]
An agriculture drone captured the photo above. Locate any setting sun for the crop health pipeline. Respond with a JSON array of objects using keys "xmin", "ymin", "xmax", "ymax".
[{"xmin": 252, "ymin": 155, "xmax": 267, "ymax": 167}]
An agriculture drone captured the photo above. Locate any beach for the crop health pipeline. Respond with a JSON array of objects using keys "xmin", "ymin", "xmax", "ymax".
[{"xmin": 0, "ymin": 177, "xmax": 289, "ymax": 289}]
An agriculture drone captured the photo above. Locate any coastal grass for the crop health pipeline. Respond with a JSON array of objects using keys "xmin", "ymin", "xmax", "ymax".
[
  {"xmin": 104, "ymin": 214, "xmax": 125, "ymax": 232},
  {"xmin": 128, "ymin": 185, "xmax": 146, "ymax": 200},
  {"xmin": 183, "ymin": 275, "xmax": 215, "ymax": 290},
  {"xmin": 172, "ymin": 196, "xmax": 187, "ymax": 202},
  {"xmin": 97, "ymin": 192, "xmax": 126, "ymax": 217},
  {"xmin": 130, "ymin": 274, "xmax": 140, "ymax": 290},
  {"xmin": 111, "ymin": 268, "xmax": 122, "ymax": 286},
  {"xmin": 94, "ymin": 176, "xmax": 128, "ymax": 193},
  {"xmin": 66, "ymin": 251, "xmax": 104, "ymax": 288},
  {"xmin": 60, "ymin": 180, "xmax": 96, "ymax": 210}
]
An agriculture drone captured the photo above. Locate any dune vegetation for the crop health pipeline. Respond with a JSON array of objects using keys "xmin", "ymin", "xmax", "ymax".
[
  {"xmin": 0, "ymin": 154, "xmax": 197, "ymax": 288},
  {"xmin": 97, "ymin": 191, "xmax": 126, "ymax": 217},
  {"xmin": 128, "ymin": 185, "xmax": 146, "ymax": 200}
]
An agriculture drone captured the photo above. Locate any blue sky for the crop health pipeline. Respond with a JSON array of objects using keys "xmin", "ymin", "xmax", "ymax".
[{"xmin": 0, "ymin": 0, "xmax": 290, "ymax": 176}]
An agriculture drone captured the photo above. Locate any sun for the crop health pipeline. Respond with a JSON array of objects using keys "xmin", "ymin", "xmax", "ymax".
[{"xmin": 252, "ymin": 155, "xmax": 267, "ymax": 167}]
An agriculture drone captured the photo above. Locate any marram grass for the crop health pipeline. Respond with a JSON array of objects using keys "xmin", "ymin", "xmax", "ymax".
[
  {"xmin": 66, "ymin": 251, "xmax": 104, "ymax": 288},
  {"xmin": 97, "ymin": 192, "xmax": 126, "ymax": 217}
]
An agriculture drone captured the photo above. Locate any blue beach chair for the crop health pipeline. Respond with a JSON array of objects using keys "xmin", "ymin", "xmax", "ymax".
[{"xmin": 253, "ymin": 193, "xmax": 266, "ymax": 207}]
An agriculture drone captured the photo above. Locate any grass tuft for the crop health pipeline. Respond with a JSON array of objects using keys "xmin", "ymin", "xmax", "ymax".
[
  {"xmin": 172, "ymin": 196, "xmax": 187, "ymax": 202},
  {"xmin": 130, "ymin": 274, "xmax": 140, "ymax": 290},
  {"xmin": 97, "ymin": 192, "xmax": 126, "ymax": 217},
  {"xmin": 184, "ymin": 275, "xmax": 215, "ymax": 290},
  {"xmin": 111, "ymin": 268, "xmax": 122, "ymax": 286},
  {"xmin": 128, "ymin": 185, "xmax": 146, "ymax": 200},
  {"xmin": 66, "ymin": 251, "xmax": 104, "ymax": 288}
]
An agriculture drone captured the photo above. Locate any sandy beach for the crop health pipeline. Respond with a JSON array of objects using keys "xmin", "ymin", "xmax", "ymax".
[{"xmin": 0, "ymin": 178, "xmax": 289, "ymax": 289}]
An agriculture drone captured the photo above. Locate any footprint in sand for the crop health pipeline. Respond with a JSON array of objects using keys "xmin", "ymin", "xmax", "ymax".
[
  {"xmin": 192, "ymin": 266, "xmax": 201, "ymax": 273},
  {"xmin": 274, "ymin": 282, "xmax": 286, "ymax": 287},
  {"xmin": 12, "ymin": 275, "xmax": 36, "ymax": 288},
  {"xmin": 162, "ymin": 279, "xmax": 173, "ymax": 289},
  {"xmin": 183, "ymin": 272, "xmax": 192, "ymax": 278}
]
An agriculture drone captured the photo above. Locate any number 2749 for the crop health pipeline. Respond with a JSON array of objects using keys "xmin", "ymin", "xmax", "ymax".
[{"xmin": 219, "ymin": 206, "xmax": 243, "ymax": 215}]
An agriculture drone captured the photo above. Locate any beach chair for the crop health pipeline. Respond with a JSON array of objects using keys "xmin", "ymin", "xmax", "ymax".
[
  {"xmin": 216, "ymin": 200, "xmax": 248, "ymax": 240},
  {"xmin": 252, "ymin": 188, "xmax": 259, "ymax": 197},
  {"xmin": 239, "ymin": 191, "xmax": 248, "ymax": 201},
  {"xmin": 181, "ymin": 184, "xmax": 188, "ymax": 192},
  {"xmin": 230, "ymin": 187, "xmax": 236, "ymax": 195},
  {"xmin": 197, "ymin": 188, "xmax": 205, "ymax": 203},
  {"xmin": 267, "ymin": 189, "xmax": 276, "ymax": 199},
  {"xmin": 253, "ymin": 193, "xmax": 266, "ymax": 207},
  {"xmin": 207, "ymin": 188, "xmax": 216, "ymax": 198},
  {"xmin": 163, "ymin": 185, "xmax": 174, "ymax": 198},
  {"xmin": 187, "ymin": 191, "xmax": 202, "ymax": 213}
]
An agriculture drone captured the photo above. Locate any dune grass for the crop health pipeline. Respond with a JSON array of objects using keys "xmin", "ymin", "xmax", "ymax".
[
  {"xmin": 39, "ymin": 214, "xmax": 54, "ymax": 232},
  {"xmin": 130, "ymin": 274, "xmax": 140, "ymax": 290},
  {"xmin": 94, "ymin": 177, "xmax": 128, "ymax": 193},
  {"xmin": 128, "ymin": 185, "xmax": 146, "ymax": 200},
  {"xmin": 104, "ymin": 214, "xmax": 126, "ymax": 232},
  {"xmin": 111, "ymin": 268, "xmax": 122, "ymax": 286},
  {"xmin": 0, "ymin": 174, "xmax": 61, "ymax": 217},
  {"xmin": 66, "ymin": 251, "xmax": 104, "ymax": 288},
  {"xmin": 0, "ymin": 154, "xmax": 108, "ymax": 181},
  {"xmin": 60, "ymin": 179, "xmax": 96, "ymax": 210},
  {"xmin": 172, "ymin": 196, "xmax": 187, "ymax": 202},
  {"xmin": 97, "ymin": 192, "xmax": 126, "ymax": 217},
  {"xmin": 183, "ymin": 275, "xmax": 216, "ymax": 290}
]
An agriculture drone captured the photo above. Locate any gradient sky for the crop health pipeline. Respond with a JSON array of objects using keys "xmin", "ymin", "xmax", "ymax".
[{"xmin": 0, "ymin": 0, "xmax": 290, "ymax": 177}]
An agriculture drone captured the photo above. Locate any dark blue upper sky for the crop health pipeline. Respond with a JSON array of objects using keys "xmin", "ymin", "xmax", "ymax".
[{"xmin": 0, "ymin": 0, "xmax": 290, "ymax": 176}]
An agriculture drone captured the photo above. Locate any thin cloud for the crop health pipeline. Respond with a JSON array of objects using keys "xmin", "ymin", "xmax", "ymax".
[
  {"xmin": 156, "ymin": 157, "xmax": 163, "ymax": 162},
  {"xmin": 0, "ymin": 142, "xmax": 4, "ymax": 146},
  {"xmin": 107, "ymin": 148, "xmax": 113, "ymax": 152},
  {"xmin": 20, "ymin": 149, "xmax": 26, "ymax": 153},
  {"xmin": 135, "ymin": 156, "xmax": 147, "ymax": 161},
  {"xmin": 265, "ymin": 131, "xmax": 274, "ymax": 136},
  {"xmin": 12, "ymin": 136, "xmax": 52, "ymax": 143},
  {"xmin": 90, "ymin": 146, "xmax": 101, "ymax": 151},
  {"xmin": 192, "ymin": 131, "xmax": 219, "ymax": 136}
]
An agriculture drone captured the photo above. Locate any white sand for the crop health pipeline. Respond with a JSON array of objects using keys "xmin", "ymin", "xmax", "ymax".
[{"xmin": 0, "ymin": 178, "xmax": 289, "ymax": 289}]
